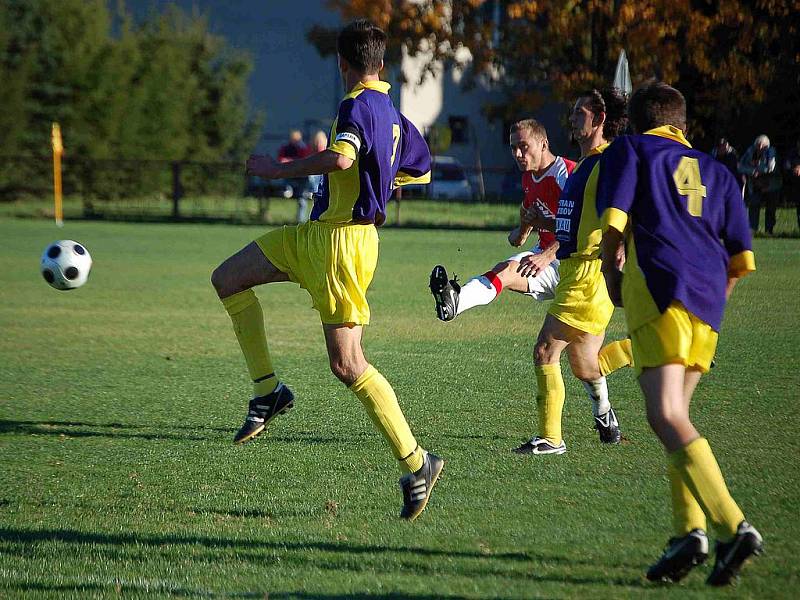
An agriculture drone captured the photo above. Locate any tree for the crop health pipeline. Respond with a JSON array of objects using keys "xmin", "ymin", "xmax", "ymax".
[{"xmin": 310, "ymin": 0, "xmax": 800, "ymax": 150}]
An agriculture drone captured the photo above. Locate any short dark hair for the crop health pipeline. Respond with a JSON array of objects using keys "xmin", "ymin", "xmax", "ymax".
[
  {"xmin": 629, "ymin": 81, "xmax": 687, "ymax": 133},
  {"xmin": 337, "ymin": 19, "xmax": 386, "ymax": 74},
  {"xmin": 579, "ymin": 87, "xmax": 629, "ymax": 141}
]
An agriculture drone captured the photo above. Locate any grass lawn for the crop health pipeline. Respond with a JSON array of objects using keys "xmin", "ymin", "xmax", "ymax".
[{"xmin": 0, "ymin": 218, "xmax": 798, "ymax": 599}]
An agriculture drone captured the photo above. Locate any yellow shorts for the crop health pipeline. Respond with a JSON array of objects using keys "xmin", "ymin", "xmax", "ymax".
[
  {"xmin": 547, "ymin": 257, "xmax": 613, "ymax": 336},
  {"xmin": 630, "ymin": 302, "xmax": 718, "ymax": 376},
  {"xmin": 255, "ymin": 220, "xmax": 379, "ymax": 325}
]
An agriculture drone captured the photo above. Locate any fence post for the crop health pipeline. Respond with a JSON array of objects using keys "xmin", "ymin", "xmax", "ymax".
[
  {"xmin": 172, "ymin": 161, "xmax": 183, "ymax": 219},
  {"xmin": 394, "ymin": 187, "xmax": 401, "ymax": 226}
]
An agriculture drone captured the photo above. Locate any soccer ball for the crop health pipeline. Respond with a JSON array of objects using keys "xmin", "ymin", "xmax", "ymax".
[{"xmin": 40, "ymin": 240, "xmax": 92, "ymax": 290}]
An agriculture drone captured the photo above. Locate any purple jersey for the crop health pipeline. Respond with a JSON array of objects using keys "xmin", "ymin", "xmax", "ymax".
[
  {"xmin": 312, "ymin": 80, "xmax": 431, "ymax": 225},
  {"xmin": 597, "ymin": 126, "xmax": 755, "ymax": 332}
]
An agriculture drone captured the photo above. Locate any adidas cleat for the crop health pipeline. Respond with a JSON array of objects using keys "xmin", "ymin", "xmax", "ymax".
[
  {"xmin": 233, "ymin": 383, "xmax": 294, "ymax": 445},
  {"xmin": 594, "ymin": 407, "xmax": 621, "ymax": 444},
  {"xmin": 646, "ymin": 529, "xmax": 709, "ymax": 583},
  {"xmin": 706, "ymin": 521, "xmax": 763, "ymax": 586},
  {"xmin": 399, "ymin": 452, "xmax": 444, "ymax": 521},
  {"xmin": 429, "ymin": 265, "xmax": 460, "ymax": 322},
  {"xmin": 512, "ymin": 436, "xmax": 566, "ymax": 455}
]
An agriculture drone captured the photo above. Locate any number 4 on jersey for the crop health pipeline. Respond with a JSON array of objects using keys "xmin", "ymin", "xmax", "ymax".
[{"xmin": 673, "ymin": 156, "xmax": 706, "ymax": 217}]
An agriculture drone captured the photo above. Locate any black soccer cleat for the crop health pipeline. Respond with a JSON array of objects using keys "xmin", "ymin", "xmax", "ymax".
[
  {"xmin": 706, "ymin": 521, "xmax": 763, "ymax": 586},
  {"xmin": 594, "ymin": 407, "xmax": 621, "ymax": 444},
  {"xmin": 233, "ymin": 383, "xmax": 294, "ymax": 445},
  {"xmin": 429, "ymin": 265, "xmax": 460, "ymax": 322},
  {"xmin": 512, "ymin": 436, "xmax": 567, "ymax": 455},
  {"xmin": 399, "ymin": 452, "xmax": 444, "ymax": 521},
  {"xmin": 646, "ymin": 529, "xmax": 709, "ymax": 583}
]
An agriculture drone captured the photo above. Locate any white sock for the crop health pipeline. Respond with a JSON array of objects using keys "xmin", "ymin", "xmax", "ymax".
[
  {"xmin": 456, "ymin": 276, "xmax": 499, "ymax": 315},
  {"xmin": 582, "ymin": 377, "xmax": 610, "ymax": 416}
]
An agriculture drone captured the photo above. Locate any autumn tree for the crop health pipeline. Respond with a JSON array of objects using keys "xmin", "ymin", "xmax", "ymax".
[{"xmin": 310, "ymin": 0, "xmax": 800, "ymax": 150}]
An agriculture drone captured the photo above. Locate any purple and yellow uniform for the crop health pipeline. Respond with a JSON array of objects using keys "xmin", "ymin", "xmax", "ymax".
[
  {"xmin": 547, "ymin": 145, "xmax": 614, "ymax": 335},
  {"xmin": 597, "ymin": 125, "xmax": 755, "ymax": 373},
  {"xmin": 256, "ymin": 80, "xmax": 431, "ymax": 325}
]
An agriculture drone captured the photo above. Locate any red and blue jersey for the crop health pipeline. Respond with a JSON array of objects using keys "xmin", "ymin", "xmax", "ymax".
[
  {"xmin": 312, "ymin": 80, "xmax": 431, "ymax": 226},
  {"xmin": 523, "ymin": 156, "xmax": 574, "ymax": 250},
  {"xmin": 597, "ymin": 126, "xmax": 755, "ymax": 331}
]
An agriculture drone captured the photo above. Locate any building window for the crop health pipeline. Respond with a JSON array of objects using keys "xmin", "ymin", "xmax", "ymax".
[{"xmin": 449, "ymin": 116, "xmax": 469, "ymax": 144}]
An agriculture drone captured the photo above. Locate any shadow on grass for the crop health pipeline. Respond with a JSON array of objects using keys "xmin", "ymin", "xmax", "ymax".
[
  {"xmin": 0, "ymin": 581, "xmax": 533, "ymax": 600},
  {"xmin": 0, "ymin": 419, "xmax": 351, "ymax": 445},
  {"xmin": 0, "ymin": 526, "xmax": 647, "ymax": 590}
]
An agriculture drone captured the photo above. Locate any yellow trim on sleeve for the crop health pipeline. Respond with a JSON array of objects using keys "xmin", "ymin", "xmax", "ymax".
[
  {"xmin": 601, "ymin": 207, "xmax": 629, "ymax": 233},
  {"xmin": 329, "ymin": 140, "xmax": 357, "ymax": 161},
  {"xmin": 728, "ymin": 250, "xmax": 756, "ymax": 278},
  {"xmin": 394, "ymin": 170, "xmax": 431, "ymax": 187}
]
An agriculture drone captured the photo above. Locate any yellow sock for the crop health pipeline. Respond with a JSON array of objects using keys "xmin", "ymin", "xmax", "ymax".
[
  {"xmin": 222, "ymin": 289, "xmax": 277, "ymax": 397},
  {"xmin": 670, "ymin": 438, "xmax": 745, "ymax": 540},
  {"xmin": 598, "ymin": 338, "xmax": 633, "ymax": 376},
  {"xmin": 668, "ymin": 462, "xmax": 706, "ymax": 535},
  {"xmin": 350, "ymin": 365, "xmax": 424, "ymax": 473},
  {"xmin": 535, "ymin": 363, "xmax": 565, "ymax": 446}
]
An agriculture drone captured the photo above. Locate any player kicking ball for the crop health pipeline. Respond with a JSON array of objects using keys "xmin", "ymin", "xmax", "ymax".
[
  {"xmin": 211, "ymin": 20, "xmax": 442, "ymax": 521},
  {"xmin": 598, "ymin": 81, "xmax": 762, "ymax": 585},
  {"xmin": 431, "ymin": 119, "xmax": 573, "ymax": 321},
  {"xmin": 430, "ymin": 119, "xmax": 631, "ymax": 454}
]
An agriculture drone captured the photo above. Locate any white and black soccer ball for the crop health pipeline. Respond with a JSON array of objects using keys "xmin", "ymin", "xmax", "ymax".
[{"xmin": 40, "ymin": 240, "xmax": 92, "ymax": 290}]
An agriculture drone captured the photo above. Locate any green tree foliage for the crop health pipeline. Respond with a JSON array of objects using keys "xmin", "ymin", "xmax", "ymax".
[{"xmin": 0, "ymin": 0, "xmax": 260, "ymax": 197}]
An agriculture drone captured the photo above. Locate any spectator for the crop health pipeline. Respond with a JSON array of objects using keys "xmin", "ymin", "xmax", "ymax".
[
  {"xmin": 711, "ymin": 138, "xmax": 744, "ymax": 194},
  {"xmin": 278, "ymin": 130, "xmax": 312, "ymax": 222},
  {"xmin": 304, "ymin": 130, "xmax": 329, "ymax": 216},
  {"xmin": 738, "ymin": 134, "xmax": 781, "ymax": 234},
  {"xmin": 783, "ymin": 138, "xmax": 800, "ymax": 232}
]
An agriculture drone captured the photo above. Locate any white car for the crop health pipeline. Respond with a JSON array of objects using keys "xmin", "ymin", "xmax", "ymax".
[{"xmin": 403, "ymin": 155, "xmax": 473, "ymax": 200}]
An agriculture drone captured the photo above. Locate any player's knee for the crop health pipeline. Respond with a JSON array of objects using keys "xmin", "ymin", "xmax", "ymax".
[
  {"xmin": 211, "ymin": 263, "xmax": 239, "ymax": 298},
  {"xmin": 570, "ymin": 362, "xmax": 601, "ymax": 381},
  {"xmin": 329, "ymin": 356, "xmax": 357, "ymax": 386},
  {"xmin": 533, "ymin": 342, "xmax": 555, "ymax": 365},
  {"xmin": 494, "ymin": 260, "xmax": 513, "ymax": 275}
]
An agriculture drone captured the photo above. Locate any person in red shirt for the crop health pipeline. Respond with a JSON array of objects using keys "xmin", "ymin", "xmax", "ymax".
[
  {"xmin": 430, "ymin": 119, "xmax": 573, "ymax": 318},
  {"xmin": 277, "ymin": 129, "xmax": 313, "ymax": 222}
]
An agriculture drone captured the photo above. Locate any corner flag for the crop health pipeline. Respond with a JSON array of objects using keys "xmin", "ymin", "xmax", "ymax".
[
  {"xmin": 613, "ymin": 50, "xmax": 632, "ymax": 95},
  {"xmin": 52, "ymin": 123, "xmax": 63, "ymax": 227}
]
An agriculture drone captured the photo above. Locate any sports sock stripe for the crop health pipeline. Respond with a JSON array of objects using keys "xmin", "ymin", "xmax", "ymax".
[
  {"xmin": 482, "ymin": 271, "xmax": 503, "ymax": 295},
  {"xmin": 253, "ymin": 372, "xmax": 275, "ymax": 383}
]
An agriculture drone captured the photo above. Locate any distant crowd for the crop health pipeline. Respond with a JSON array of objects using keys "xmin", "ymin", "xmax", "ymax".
[{"xmin": 713, "ymin": 135, "xmax": 800, "ymax": 234}]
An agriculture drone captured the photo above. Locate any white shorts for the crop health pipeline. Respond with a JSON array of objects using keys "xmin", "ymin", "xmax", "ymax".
[{"xmin": 506, "ymin": 245, "xmax": 560, "ymax": 301}]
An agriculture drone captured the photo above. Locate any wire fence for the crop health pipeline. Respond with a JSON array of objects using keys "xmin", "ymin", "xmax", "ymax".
[{"xmin": 1, "ymin": 155, "xmax": 798, "ymax": 235}]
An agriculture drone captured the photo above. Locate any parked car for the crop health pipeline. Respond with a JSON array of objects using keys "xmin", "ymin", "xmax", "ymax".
[
  {"xmin": 402, "ymin": 155, "xmax": 473, "ymax": 200},
  {"xmin": 244, "ymin": 175, "xmax": 293, "ymax": 199}
]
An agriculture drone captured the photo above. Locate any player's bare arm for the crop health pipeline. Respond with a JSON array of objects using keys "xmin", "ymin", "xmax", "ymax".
[
  {"xmin": 246, "ymin": 149, "xmax": 353, "ymax": 180},
  {"xmin": 600, "ymin": 227, "xmax": 624, "ymax": 307},
  {"xmin": 516, "ymin": 242, "xmax": 558, "ymax": 278}
]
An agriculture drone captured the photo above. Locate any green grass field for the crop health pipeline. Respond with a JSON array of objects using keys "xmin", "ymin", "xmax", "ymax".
[{"xmin": 1, "ymin": 218, "xmax": 798, "ymax": 599}]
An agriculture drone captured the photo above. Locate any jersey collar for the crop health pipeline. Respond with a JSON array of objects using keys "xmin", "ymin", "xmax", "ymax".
[
  {"xmin": 348, "ymin": 80, "xmax": 391, "ymax": 95},
  {"xmin": 587, "ymin": 142, "xmax": 610, "ymax": 156},
  {"xmin": 644, "ymin": 125, "xmax": 692, "ymax": 148}
]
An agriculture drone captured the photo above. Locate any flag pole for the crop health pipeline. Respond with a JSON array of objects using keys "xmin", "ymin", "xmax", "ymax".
[{"xmin": 52, "ymin": 123, "xmax": 64, "ymax": 228}]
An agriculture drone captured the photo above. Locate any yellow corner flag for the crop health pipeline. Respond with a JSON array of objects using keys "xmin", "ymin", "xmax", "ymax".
[{"xmin": 52, "ymin": 123, "xmax": 64, "ymax": 228}]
